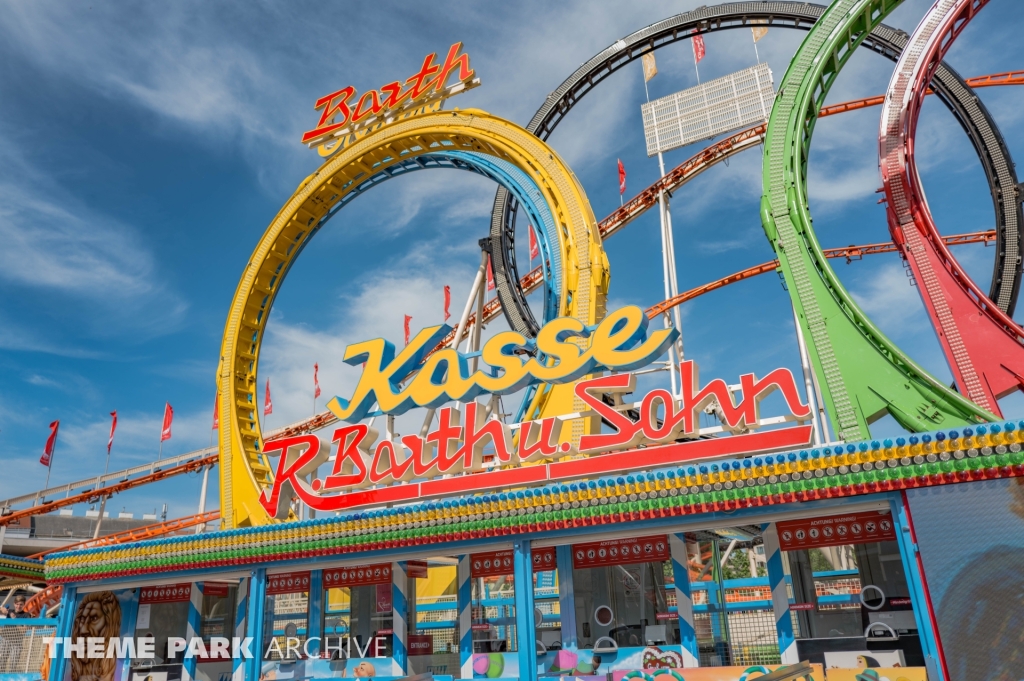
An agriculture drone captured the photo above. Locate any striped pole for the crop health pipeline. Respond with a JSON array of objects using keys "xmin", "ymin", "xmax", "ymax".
[
  {"xmin": 513, "ymin": 539, "xmax": 537, "ymax": 681},
  {"xmin": 48, "ymin": 586, "xmax": 77, "ymax": 681},
  {"xmin": 762, "ymin": 523, "xmax": 798, "ymax": 663},
  {"xmin": 244, "ymin": 569, "xmax": 267, "ymax": 681},
  {"xmin": 669, "ymin": 533, "xmax": 700, "ymax": 667},
  {"xmin": 116, "ymin": 589, "xmax": 142, "ymax": 681},
  {"xmin": 233, "ymin": 578, "xmax": 249, "ymax": 681},
  {"xmin": 458, "ymin": 555, "xmax": 474, "ymax": 678},
  {"xmin": 391, "ymin": 561, "xmax": 409, "ymax": 675},
  {"xmin": 183, "ymin": 582, "xmax": 204, "ymax": 681}
]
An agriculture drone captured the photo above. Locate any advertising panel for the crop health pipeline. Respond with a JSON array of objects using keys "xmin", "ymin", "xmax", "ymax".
[{"xmin": 906, "ymin": 479, "xmax": 1024, "ymax": 680}]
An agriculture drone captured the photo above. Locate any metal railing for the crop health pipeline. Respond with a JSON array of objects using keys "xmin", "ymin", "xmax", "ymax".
[{"xmin": 0, "ymin": 620, "xmax": 56, "ymax": 675}]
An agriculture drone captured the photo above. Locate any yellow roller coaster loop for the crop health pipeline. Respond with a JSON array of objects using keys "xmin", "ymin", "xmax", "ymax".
[{"xmin": 217, "ymin": 108, "xmax": 609, "ymax": 528}]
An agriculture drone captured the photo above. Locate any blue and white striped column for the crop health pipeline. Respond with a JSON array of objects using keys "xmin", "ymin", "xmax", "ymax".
[
  {"xmin": 458, "ymin": 555, "xmax": 474, "ymax": 679},
  {"xmin": 48, "ymin": 586, "xmax": 78, "ymax": 681},
  {"xmin": 183, "ymin": 582, "xmax": 203, "ymax": 681},
  {"xmin": 244, "ymin": 569, "xmax": 267, "ymax": 681},
  {"xmin": 555, "ymin": 545, "xmax": 577, "ymax": 650},
  {"xmin": 669, "ymin": 534, "xmax": 699, "ymax": 667},
  {"xmin": 391, "ymin": 561, "xmax": 409, "ymax": 676},
  {"xmin": 762, "ymin": 523, "xmax": 798, "ymax": 664},
  {"xmin": 513, "ymin": 539, "xmax": 537, "ymax": 681},
  {"xmin": 232, "ymin": 578, "xmax": 249, "ymax": 681}
]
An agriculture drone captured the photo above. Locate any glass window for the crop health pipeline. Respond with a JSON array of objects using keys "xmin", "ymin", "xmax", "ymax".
[
  {"xmin": 407, "ymin": 559, "xmax": 460, "ymax": 677},
  {"xmin": 131, "ymin": 584, "xmax": 191, "ymax": 679},
  {"xmin": 195, "ymin": 582, "xmax": 239, "ymax": 681},
  {"xmin": 572, "ymin": 537, "xmax": 678, "ymax": 653},
  {"xmin": 263, "ymin": 572, "xmax": 311, "ymax": 662},
  {"xmin": 322, "ymin": 584, "xmax": 394, "ymax": 658},
  {"xmin": 534, "ymin": 565, "xmax": 561, "ymax": 653},
  {"xmin": 472, "ymin": 573, "xmax": 516, "ymax": 653}
]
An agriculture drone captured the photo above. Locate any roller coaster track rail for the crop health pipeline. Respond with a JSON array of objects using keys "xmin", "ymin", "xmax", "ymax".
[{"xmin": 488, "ymin": 1, "xmax": 1024, "ymax": 339}]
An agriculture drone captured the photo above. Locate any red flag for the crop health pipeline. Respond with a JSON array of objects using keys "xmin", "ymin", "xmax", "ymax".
[
  {"xmin": 692, "ymin": 34, "xmax": 706, "ymax": 64},
  {"xmin": 443, "ymin": 285, "xmax": 451, "ymax": 323},
  {"xmin": 212, "ymin": 393, "xmax": 219, "ymax": 430},
  {"xmin": 486, "ymin": 257, "xmax": 495, "ymax": 292},
  {"xmin": 107, "ymin": 411, "xmax": 117, "ymax": 455},
  {"xmin": 314, "ymin": 363, "xmax": 321, "ymax": 400},
  {"xmin": 529, "ymin": 225, "xmax": 540, "ymax": 260},
  {"xmin": 617, "ymin": 159, "xmax": 626, "ymax": 196},
  {"xmin": 404, "ymin": 314, "xmax": 412, "ymax": 346},
  {"xmin": 160, "ymin": 403, "xmax": 173, "ymax": 442},
  {"xmin": 263, "ymin": 379, "xmax": 273, "ymax": 416},
  {"xmin": 40, "ymin": 420, "xmax": 59, "ymax": 467}
]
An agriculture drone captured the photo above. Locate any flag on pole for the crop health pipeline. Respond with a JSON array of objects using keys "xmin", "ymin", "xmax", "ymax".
[
  {"xmin": 486, "ymin": 257, "xmax": 495, "ymax": 292},
  {"xmin": 529, "ymin": 225, "xmax": 540, "ymax": 260},
  {"xmin": 618, "ymin": 159, "xmax": 626, "ymax": 195},
  {"xmin": 40, "ymin": 420, "xmax": 59, "ymax": 467},
  {"xmin": 443, "ymin": 285, "xmax": 451, "ymax": 323},
  {"xmin": 107, "ymin": 411, "xmax": 117, "ymax": 455},
  {"xmin": 263, "ymin": 379, "xmax": 273, "ymax": 416},
  {"xmin": 642, "ymin": 52, "xmax": 658, "ymax": 82},
  {"xmin": 404, "ymin": 315, "xmax": 412, "ymax": 346},
  {"xmin": 212, "ymin": 393, "xmax": 219, "ymax": 430},
  {"xmin": 692, "ymin": 34, "xmax": 706, "ymax": 63},
  {"xmin": 751, "ymin": 21, "xmax": 769, "ymax": 42},
  {"xmin": 314, "ymin": 363, "xmax": 321, "ymax": 400},
  {"xmin": 160, "ymin": 403, "xmax": 174, "ymax": 442}
]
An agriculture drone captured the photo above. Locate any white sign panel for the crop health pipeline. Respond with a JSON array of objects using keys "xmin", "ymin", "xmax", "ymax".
[{"xmin": 641, "ymin": 62, "xmax": 775, "ymax": 156}]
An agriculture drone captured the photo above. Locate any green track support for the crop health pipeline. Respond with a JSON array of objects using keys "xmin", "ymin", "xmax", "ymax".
[{"xmin": 760, "ymin": 0, "xmax": 994, "ymax": 440}]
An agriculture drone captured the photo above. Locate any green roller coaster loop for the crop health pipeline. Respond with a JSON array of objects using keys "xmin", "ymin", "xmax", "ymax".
[{"xmin": 760, "ymin": 0, "xmax": 995, "ymax": 440}]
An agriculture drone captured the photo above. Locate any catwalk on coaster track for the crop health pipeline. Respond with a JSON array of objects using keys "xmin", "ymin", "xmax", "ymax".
[
  {"xmin": 488, "ymin": 1, "xmax": 1024, "ymax": 341},
  {"xmin": 879, "ymin": 0, "xmax": 1024, "ymax": 417}
]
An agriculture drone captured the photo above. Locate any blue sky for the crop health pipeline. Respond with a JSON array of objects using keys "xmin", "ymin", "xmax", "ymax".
[{"xmin": 2, "ymin": 0, "xmax": 1024, "ymax": 520}]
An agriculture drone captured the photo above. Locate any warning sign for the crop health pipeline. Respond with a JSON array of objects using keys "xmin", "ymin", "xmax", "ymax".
[
  {"xmin": 572, "ymin": 535, "xmax": 669, "ymax": 569},
  {"xmin": 777, "ymin": 512, "xmax": 896, "ymax": 551}
]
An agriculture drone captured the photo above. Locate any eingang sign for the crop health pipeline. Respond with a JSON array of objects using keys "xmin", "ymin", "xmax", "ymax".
[{"xmin": 258, "ymin": 306, "xmax": 813, "ymax": 518}]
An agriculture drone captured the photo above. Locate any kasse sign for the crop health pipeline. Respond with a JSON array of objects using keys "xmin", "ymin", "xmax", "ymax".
[{"xmin": 260, "ymin": 306, "xmax": 813, "ymax": 517}]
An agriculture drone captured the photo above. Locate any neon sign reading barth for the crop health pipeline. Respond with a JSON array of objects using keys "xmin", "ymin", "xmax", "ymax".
[{"xmin": 258, "ymin": 306, "xmax": 814, "ymax": 518}]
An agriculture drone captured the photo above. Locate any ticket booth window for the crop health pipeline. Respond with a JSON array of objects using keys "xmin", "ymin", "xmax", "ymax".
[
  {"xmin": 472, "ymin": 572, "xmax": 517, "ymax": 653},
  {"xmin": 322, "ymin": 564, "xmax": 394, "ymax": 659},
  {"xmin": 195, "ymin": 581, "xmax": 240, "ymax": 681},
  {"xmin": 571, "ymin": 536, "xmax": 678, "ymax": 652},
  {"xmin": 263, "ymin": 572, "xmax": 312, "ymax": 661},
  {"xmin": 780, "ymin": 512, "xmax": 926, "ymax": 669},
  {"xmin": 407, "ymin": 559, "xmax": 460, "ymax": 677},
  {"xmin": 130, "ymin": 583, "xmax": 191, "ymax": 680}
]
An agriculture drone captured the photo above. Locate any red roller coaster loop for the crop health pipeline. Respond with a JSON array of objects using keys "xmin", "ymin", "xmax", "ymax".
[{"xmin": 880, "ymin": 0, "xmax": 1024, "ymax": 415}]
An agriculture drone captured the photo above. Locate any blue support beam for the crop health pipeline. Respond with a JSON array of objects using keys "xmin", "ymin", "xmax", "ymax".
[
  {"xmin": 245, "ymin": 569, "xmax": 267, "ymax": 681},
  {"xmin": 513, "ymin": 539, "xmax": 537, "ymax": 681},
  {"xmin": 48, "ymin": 586, "xmax": 77, "ymax": 681},
  {"xmin": 307, "ymin": 570, "xmax": 323, "ymax": 657},
  {"xmin": 890, "ymin": 495, "xmax": 946, "ymax": 681}
]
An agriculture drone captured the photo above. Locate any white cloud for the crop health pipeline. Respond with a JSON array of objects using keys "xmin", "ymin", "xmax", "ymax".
[{"xmin": 0, "ymin": 144, "xmax": 188, "ymax": 345}]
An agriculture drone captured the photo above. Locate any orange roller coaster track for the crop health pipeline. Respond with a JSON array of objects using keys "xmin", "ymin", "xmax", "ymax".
[
  {"xmin": 646, "ymin": 231, "xmax": 998, "ymax": 319},
  {"xmin": 27, "ymin": 510, "xmax": 221, "ymax": 559}
]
